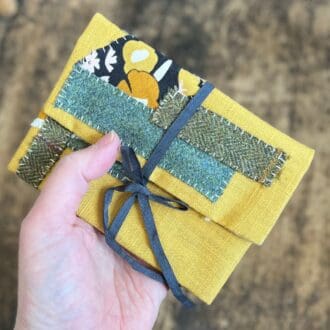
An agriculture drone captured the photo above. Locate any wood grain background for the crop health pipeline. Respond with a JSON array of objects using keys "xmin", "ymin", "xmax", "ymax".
[{"xmin": 0, "ymin": 1, "xmax": 329, "ymax": 329}]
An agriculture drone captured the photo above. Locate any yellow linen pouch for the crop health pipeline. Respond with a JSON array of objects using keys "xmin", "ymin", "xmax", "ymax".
[{"xmin": 8, "ymin": 13, "xmax": 314, "ymax": 305}]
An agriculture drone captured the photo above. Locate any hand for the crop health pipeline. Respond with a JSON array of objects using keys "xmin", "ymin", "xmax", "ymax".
[{"xmin": 15, "ymin": 132, "xmax": 167, "ymax": 330}]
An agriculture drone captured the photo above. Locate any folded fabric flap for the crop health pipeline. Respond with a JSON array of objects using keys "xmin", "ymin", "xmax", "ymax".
[{"xmin": 76, "ymin": 170, "xmax": 252, "ymax": 304}]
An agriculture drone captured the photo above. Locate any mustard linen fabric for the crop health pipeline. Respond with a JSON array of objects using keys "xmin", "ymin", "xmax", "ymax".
[{"xmin": 8, "ymin": 13, "xmax": 314, "ymax": 304}]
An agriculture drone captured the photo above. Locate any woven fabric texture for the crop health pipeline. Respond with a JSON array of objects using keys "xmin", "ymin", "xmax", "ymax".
[
  {"xmin": 16, "ymin": 117, "xmax": 71, "ymax": 187},
  {"xmin": 151, "ymin": 86, "xmax": 287, "ymax": 186}
]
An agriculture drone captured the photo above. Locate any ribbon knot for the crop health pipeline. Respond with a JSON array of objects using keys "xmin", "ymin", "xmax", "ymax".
[
  {"xmin": 109, "ymin": 146, "xmax": 189, "ymax": 209},
  {"xmin": 102, "ymin": 81, "xmax": 215, "ymax": 308}
]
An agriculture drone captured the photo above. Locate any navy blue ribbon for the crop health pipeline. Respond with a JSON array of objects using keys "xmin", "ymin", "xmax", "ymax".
[{"xmin": 103, "ymin": 82, "xmax": 214, "ymax": 307}]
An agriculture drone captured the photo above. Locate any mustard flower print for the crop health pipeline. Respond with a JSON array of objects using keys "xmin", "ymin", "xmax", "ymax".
[
  {"xmin": 118, "ymin": 70, "xmax": 160, "ymax": 109},
  {"xmin": 178, "ymin": 69, "xmax": 201, "ymax": 96},
  {"xmin": 122, "ymin": 40, "xmax": 158, "ymax": 73}
]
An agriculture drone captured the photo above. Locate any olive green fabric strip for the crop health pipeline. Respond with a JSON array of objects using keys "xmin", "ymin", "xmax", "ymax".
[
  {"xmin": 66, "ymin": 134, "xmax": 90, "ymax": 151},
  {"xmin": 151, "ymin": 87, "xmax": 287, "ymax": 186},
  {"xmin": 16, "ymin": 118, "xmax": 88, "ymax": 188},
  {"xmin": 16, "ymin": 117, "xmax": 135, "ymax": 189}
]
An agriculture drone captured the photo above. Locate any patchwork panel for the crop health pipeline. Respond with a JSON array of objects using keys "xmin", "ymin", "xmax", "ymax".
[
  {"xmin": 54, "ymin": 65, "xmax": 234, "ymax": 202},
  {"xmin": 151, "ymin": 87, "xmax": 287, "ymax": 186},
  {"xmin": 79, "ymin": 34, "xmax": 287, "ymax": 186}
]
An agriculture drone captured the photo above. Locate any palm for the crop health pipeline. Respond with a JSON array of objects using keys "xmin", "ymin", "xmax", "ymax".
[{"xmin": 17, "ymin": 214, "xmax": 166, "ymax": 330}]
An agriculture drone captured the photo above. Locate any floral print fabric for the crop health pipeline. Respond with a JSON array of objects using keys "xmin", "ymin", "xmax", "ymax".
[{"xmin": 79, "ymin": 35, "xmax": 195, "ymax": 108}]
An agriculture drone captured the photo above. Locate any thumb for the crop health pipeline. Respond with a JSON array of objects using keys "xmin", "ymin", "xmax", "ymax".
[{"xmin": 29, "ymin": 131, "xmax": 121, "ymax": 221}]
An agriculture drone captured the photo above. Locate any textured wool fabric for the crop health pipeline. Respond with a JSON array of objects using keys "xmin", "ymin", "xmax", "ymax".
[
  {"xmin": 16, "ymin": 117, "xmax": 71, "ymax": 188},
  {"xmin": 16, "ymin": 117, "xmax": 90, "ymax": 188},
  {"xmin": 151, "ymin": 86, "xmax": 287, "ymax": 186},
  {"xmin": 8, "ymin": 13, "xmax": 314, "ymax": 304},
  {"xmin": 55, "ymin": 65, "xmax": 234, "ymax": 201}
]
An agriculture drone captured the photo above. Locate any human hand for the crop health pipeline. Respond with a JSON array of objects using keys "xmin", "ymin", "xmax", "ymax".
[{"xmin": 15, "ymin": 132, "xmax": 167, "ymax": 330}]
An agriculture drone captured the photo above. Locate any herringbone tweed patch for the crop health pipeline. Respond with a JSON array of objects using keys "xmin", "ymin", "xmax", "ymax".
[
  {"xmin": 151, "ymin": 87, "xmax": 287, "ymax": 186},
  {"xmin": 16, "ymin": 118, "xmax": 88, "ymax": 188}
]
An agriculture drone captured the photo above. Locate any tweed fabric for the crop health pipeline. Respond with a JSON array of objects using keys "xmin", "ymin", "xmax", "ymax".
[
  {"xmin": 16, "ymin": 118, "xmax": 71, "ymax": 188},
  {"xmin": 16, "ymin": 116, "xmax": 131, "ymax": 189},
  {"xmin": 151, "ymin": 86, "xmax": 287, "ymax": 186},
  {"xmin": 66, "ymin": 134, "xmax": 89, "ymax": 151},
  {"xmin": 54, "ymin": 65, "xmax": 234, "ymax": 202}
]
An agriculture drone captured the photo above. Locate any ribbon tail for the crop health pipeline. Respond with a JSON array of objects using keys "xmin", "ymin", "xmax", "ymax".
[
  {"xmin": 103, "ymin": 188, "xmax": 116, "ymax": 231},
  {"xmin": 106, "ymin": 193, "xmax": 136, "ymax": 238},
  {"xmin": 137, "ymin": 194, "xmax": 195, "ymax": 308},
  {"xmin": 103, "ymin": 189, "xmax": 166, "ymax": 284}
]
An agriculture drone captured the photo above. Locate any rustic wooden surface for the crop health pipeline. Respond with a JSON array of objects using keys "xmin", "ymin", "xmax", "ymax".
[{"xmin": 0, "ymin": 1, "xmax": 329, "ymax": 329}]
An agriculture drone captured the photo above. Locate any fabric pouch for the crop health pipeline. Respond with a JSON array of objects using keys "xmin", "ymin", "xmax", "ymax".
[{"xmin": 8, "ymin": 13, "xmax": 314, "ymax": 305}]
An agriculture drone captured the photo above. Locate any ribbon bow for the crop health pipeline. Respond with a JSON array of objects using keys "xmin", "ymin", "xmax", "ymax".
[
  {"xmin": 103, "ymin": 81, "xmax": 215, "ymax": 307},
  {"xmin": 103, "ymin": 145, "xmax": 193, "ymax": 307}
]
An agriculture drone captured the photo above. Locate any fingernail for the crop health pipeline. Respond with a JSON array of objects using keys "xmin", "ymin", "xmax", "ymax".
[
  {"xmin": 99, "ymin": 131, "xmax": 119, "ymax": 147},
  {"xmin": 108, "ymin": 130, "xmax": 116, "ymax": 143}
]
